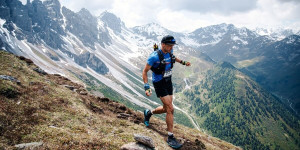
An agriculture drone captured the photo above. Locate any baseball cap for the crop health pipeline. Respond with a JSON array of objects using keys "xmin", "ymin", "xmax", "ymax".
[{"xmin": 161, "ymin": 35, "xmax": 177, "ymax": 45}]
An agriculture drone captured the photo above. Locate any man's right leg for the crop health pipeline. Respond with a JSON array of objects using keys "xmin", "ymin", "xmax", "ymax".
[{"xmin": 144, "ymin": 95, "xmax": 172, "ymax": 127}]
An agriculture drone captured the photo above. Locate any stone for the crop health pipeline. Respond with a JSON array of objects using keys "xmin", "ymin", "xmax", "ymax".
[
  {"xmin": 64, "ymin": 85, "xmax": 75, "ymax": 91},
  {"xmin": 33, "ymin": 67, "xmax": 47, "ymax": 75},
  {"xmin": 14, "ymin": 141, "xmax": 43, "ymax": 149},
  {"xmin": 0, "ymin": 75, "xmax": 21, "ymax": 84},
  {"xmin": 120, "ymin": 142, "xmax": 154, "ymax": 150},
  {"xmin": 117, "ymin": 113, "xmax": 130, "ymax": 119},
  {"xmin": 134, "ymin": 134, "xmax": 155, "ymax": 148},
  {"xmin": 79, "ymin": 90, "xmax": 88, "ymax": 95}
]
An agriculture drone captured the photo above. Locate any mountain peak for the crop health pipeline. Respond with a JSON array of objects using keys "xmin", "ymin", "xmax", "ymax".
[
  {"xmin": 217, "ymin": 61, "xmax": 236, "ymax": 69},
  {"xmin": 253, "ymin": 27, "xmax": 297, "ymax": 41},
  {"xmin": 99, "ymin": 11, "xmax": 122, "ymax": 33},
  {"xmin": 131, "ymin": 22, "xmax": 174, "ymax": 39},
  {"xmin": 78, "ymin": 8, "xmax": 92, "ymax": 16}
]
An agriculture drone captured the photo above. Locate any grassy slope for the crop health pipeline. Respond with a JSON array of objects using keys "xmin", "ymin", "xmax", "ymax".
[{"xmin": 0, "ymin": 51, "xmax": 240, "ymax": 149}]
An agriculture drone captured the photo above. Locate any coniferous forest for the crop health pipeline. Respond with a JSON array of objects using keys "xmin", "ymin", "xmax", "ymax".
[{"xmin": 175, "ymin": 63, "xmax": 300, "ymax": 149}]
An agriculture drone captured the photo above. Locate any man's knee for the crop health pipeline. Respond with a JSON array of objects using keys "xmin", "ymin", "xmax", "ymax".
[{"xmin": 166, "ymin": 104, "xmax": 174, "ymax": 114}]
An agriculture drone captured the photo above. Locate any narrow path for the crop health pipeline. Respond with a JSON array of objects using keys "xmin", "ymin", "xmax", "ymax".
[
  {"xmin": 173, "ymin": 88, "xmax": 201, "ymax": 131},
  {"xmin": 173, "ymin": 103, "xmax": 201, "ymax": 131}
]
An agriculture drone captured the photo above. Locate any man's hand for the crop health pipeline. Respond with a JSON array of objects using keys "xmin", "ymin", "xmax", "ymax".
[
  {"xmin": 145, "ymin": 89, "xmax": 152, "ymax": 96},
  {"xmin": 181, "ymin": 60, "xmax": 191, "ymax": 66},
  {"xmin": 186, "ymin": 62, "xmax": 191, "ymax": 66},
  {"xmin": 144, "ymin": 83, "xmax": 152, "ymax": 96}
]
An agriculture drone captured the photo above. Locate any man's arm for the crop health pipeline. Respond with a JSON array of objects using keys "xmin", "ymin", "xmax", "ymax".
[
  {"xmin": 143, "ymin": 63, "xmax": 152, "ymax": 84},
  {"xmin": 143, "ymin": 63, "xmax": 152, "ymax": 96},
  {"xmin": 175, "ymin": 57, "xmax": 191, "ymax": 66}
]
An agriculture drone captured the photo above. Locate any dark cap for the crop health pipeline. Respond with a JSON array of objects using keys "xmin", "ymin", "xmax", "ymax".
[{"xmin": 161, "ymin": 35, "xmax": 177, "ymax": 45}]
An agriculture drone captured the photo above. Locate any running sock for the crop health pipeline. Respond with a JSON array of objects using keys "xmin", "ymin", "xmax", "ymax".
[
  {"xmin": 168, "ymin": 132, "xmax": 174, "ymax": 137},
  {"xmin": 150, "ymin": 110, "xmax": 153, "ymax": 115}
]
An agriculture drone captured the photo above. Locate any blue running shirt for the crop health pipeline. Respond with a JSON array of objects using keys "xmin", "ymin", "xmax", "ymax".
[{"xmin": 147, "ymin": 49, "xmax": 173, "ymax": 83}]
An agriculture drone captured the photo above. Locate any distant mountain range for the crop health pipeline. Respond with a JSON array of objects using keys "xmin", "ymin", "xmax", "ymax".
[{"xmin": 0, "ymin": 0, "xmax": 299, "ymax": 149}]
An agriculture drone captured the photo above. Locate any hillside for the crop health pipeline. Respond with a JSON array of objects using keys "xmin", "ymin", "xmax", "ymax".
[
  {"xmin": 0, "ymin": 51, "xmax": 241, "ymax": 149},
  {"xmin": 174, "ymin": 62, "xmax": 300, "ymax": 149}
]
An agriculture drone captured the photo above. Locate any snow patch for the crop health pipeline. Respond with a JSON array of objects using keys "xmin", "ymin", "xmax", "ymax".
[
  {"xmin": 232, "ymin": 36, "xmax": 248, "ymax": 45},
  {"xmin": 180, "ymin": 37, "xmax": 200, "ymax": 47},
  {"xmin": 0, "ymin": 19, "xmax": 6, "ymax": 27}
]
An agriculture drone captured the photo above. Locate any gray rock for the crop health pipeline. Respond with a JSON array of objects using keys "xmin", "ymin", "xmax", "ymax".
[
  {"xmin": 79, "ymin": 90, "xmax": 88, "ymax": 95},
  {"xmin": 120, "ymin": 142, "xmax": 154, "ymax": 150},
  {"xmin": 74, "ymin": 52, "xmax": 109, "ymax": 75},
  {"xmin": 0, "ymin": 75, "xmax": 21, "ymax": 84},
  {"xmin": 33, "ymin": 67, "xmax": 47, "ymax": 75},
  {"xmin": 134, "ymin": 134, "xmax": 155, "ymax": 148},
  {"xmin": 100, "ymin": 11, "xmax": 122, "ymax": 34},
  {"xmin": 64, "ymin": 85, "xmax": 74, "ymax": 91},
  {"xmin": 117, "ymin": 113, "xmax": 130, "ymax": 119},
  {"xmin": 14, "ymin": 141, "xmax": 43, "ymax": 149}
]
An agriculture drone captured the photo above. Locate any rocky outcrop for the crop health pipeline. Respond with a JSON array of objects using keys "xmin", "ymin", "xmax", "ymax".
[
  {"xmin": 62, "ymin": 7, "xmax": 97, "ymax": 48},
  {"xmin": 0, "ymin": 0, "xmax": 110, "ymax": 74},
  {"xmin": 0, "ymin": 1, "xmax": 10, "ymax": 20},
  {"xmin": 0, "ymin": 0, "xmax": 65, "ymax": 48},
  {"xmin": 100, "ymin": 11, "xmax": 123, "ymax": 34},
  {"xmin": 0, "ymin": 0, "xmax": 111, "ymax": 52},
  {"xmin": 74, "ymin": 52, "xmax": 109, "ymax": 74}
]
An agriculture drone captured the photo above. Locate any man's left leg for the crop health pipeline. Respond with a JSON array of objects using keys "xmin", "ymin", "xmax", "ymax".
[{"xmin": 159, "ymin": 95, "xmax": 174, "ymax": 132}]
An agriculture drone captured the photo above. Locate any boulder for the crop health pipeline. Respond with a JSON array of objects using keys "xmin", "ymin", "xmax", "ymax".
[
  {"xmin": 14, "ymin": 141, "xmax": 43, "ymax": 149},
  {"xmin": 33, "ymin": 67, "xmax": 47, "ymax": 75},
  {"xmin": 64, "ymin": 85, "xmax": 75, "ymax": 91},
  {"xmin": 120, "ymin": 142, "xmax": 154, "ymax": 150},
  {"xmin": 0, "ymin": 75, "xmax": 21, "ymax": 84},
  {"xmin": 134, "ymin": 134, "xmax": 155, "ymax": 148}
]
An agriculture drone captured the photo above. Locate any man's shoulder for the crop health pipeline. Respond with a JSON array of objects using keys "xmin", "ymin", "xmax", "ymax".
[
  {"xmin": 149, "ymin": 50, "xmax": 159, "ymax": 58},
  {"xmin": 147, "ymin": 51, "xmax": 159, "ymax": 64}
]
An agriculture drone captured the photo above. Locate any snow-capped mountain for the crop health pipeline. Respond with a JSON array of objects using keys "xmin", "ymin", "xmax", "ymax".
[
  {"xmin": 178, "ymin": 23, "xmax": 273, "ymax": 63},
  {"xmin": 131, "ymin": 23, "xmax": 182, "ymax": 43},
  {"xmin": 0, "ymin": 0, "xmax": 155, "ymax": 110},
  {"xmin": 253, "ymin": 27, "xmax": 297, "ymax": 41}
]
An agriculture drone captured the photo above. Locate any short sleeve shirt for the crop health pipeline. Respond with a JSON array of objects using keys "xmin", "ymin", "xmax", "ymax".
[{"xmin": 147, "ymin": 49, "xmax": 173, "ymax": 83}]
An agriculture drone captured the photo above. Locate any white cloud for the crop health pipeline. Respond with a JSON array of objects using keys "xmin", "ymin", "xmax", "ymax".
[
  {"xmin": 165, "ymin": 0, "xmax": 258, "ymax": 14},
  {"xmin": 19, "ymin": 0, "xmax": 300, "ymax": 32},
  {"xmin": 110, "ymin": 0, "xmax": 162, "ymax": 27},
  {"xmin": 59, "ymin": 0, "xmax": 113, "ymax": 15}
]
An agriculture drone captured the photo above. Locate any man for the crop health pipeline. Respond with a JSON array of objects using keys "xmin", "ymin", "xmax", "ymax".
[{"xmin": 142, "ymin": 35, "xmax": 191, "ymax": 149}]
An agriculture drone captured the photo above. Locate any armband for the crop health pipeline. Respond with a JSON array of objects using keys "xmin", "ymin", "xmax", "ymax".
[
  {"xmin": 144, "ymin": 83, "xmax": 150, "ymax": 90},
  {"xmin": 180, "ymin": 60, "xmax": 187, "ymax": 65}
]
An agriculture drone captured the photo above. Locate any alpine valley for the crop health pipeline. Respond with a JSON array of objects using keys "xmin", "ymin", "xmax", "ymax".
[{"xmin": 0, "ymin": 0, "xmax": 299, "ymax": 149}]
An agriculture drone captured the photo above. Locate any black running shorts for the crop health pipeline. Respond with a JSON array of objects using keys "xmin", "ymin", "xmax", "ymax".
[{"xmin": 153, "ymin": 77, "xmax": 173, "ymax": 98}]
